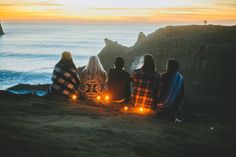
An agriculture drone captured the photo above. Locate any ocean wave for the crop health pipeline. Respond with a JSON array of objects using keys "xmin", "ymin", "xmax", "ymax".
[
  {"xmin": 0, "ymin": 52, "xmax": 89, "ymax": 60},
  {"xmin": 0, "ymin": 70, "xmax": 52, "ymax": 90}
]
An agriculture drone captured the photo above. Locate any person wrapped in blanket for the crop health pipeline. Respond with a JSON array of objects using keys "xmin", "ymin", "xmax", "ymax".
[
  {"xmin": 79, "ymin": 56, "xmax": 107, "ymax": 100},
  {"xmin": 50, "ymin": 51, "xmax": 80, "ymax": 98},
  {"xmin": 132, "ymin": 54, "xmax": 160, "ymax": 108},
  {"xmin": 157, "ymin": 59, "xmax": 184, "ymax": 120}
]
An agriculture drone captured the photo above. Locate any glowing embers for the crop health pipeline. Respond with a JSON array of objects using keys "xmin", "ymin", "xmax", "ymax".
[
  {"xmin": 96, "ymin": 94, "xmax": 110, "ymax": 104},
  {"xmin": 123, "ymin": 106, "xmax": 129, "ymax": 111},
  {"xmin": 71, "ymin": 94, "xmax": 77, "ymax": 100},
  {"xmin": 122, "ymin": 105, "xmax": 153, "ymax": 115},
  {"xmin": 139, "ymin": 107, "xmax": 144, "ymax": 112},
  {"xmin": 105, "ymin": 95, "xmax": 109, "ymax": 101},
  {"xmin": 96, "ymin": 96, "xmax": 101, "ymax": 101}
]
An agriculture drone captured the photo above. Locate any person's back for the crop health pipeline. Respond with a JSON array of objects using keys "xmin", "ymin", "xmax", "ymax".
[
  {"xmin": 157, "ymin": 59, "xmax": 184, "ymax": 120},
  {"xmin": 108, "ymin": 57, "xmax": 131, "ymax": 102},
  {"xmin": 50, "ymin": 51, "xmax": 80, "ymax": 98},
  {"xmin": 80, "ymin": 56, "xmax": 107, "ymax": 99},
  {"xmin": 132, "ymin": 55, "xmax": 160, "ymax": 108}
]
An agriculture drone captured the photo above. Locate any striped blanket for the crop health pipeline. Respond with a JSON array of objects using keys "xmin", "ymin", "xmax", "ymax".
[
  {"xmin": 164, "ymin": 72, "xmax": 183, "ymax": 107},
  {"xmin": 51, "ymin": 62, "xmax": 80, "ymax": 97}
]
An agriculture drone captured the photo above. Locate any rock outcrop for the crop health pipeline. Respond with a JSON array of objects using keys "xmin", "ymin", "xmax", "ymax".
[
  {"xmin": 98, "ymin": 25, "xmax": 236, "ymax": 113},
  {"xmin": 0, "ymin": 21, "xmax": 4, "ymax": 35},
  {"xmin": 134, "ymin": 32, "xmax": 146, "ymax": 45}
]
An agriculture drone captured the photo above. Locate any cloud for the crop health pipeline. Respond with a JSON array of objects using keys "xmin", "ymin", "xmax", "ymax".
[
  {"xmin": 216, "ymin": 3, "xmax": 236, "ymax": 7},
  {"xmin": 0, "ymin": 0, "xmax": 63, "ymax": 7}
]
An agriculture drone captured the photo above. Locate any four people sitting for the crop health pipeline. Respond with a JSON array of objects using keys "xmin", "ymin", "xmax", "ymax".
[{"xmin": 50, "ymin": 51, "xmax": 184, "ymax": 120}]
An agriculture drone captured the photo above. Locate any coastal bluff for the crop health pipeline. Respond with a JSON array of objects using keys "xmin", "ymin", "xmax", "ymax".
[{"xmin": 98, "ymin": 25, "xmax": 236, "ymax": 114}]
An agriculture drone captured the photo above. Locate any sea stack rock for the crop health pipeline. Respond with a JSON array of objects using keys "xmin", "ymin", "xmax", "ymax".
[
  {"xmin": 0, "ymin": 21, "xmax": 4, "ymax": 35},
  {"xmin": 98, "ymin": 38, "xmax": 128, "ymax": 71},
  {"xmin": 134, "ymin": 32, "xmax": 146, "ymax": 45}
]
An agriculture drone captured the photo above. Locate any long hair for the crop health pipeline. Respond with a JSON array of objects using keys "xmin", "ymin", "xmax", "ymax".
[
  {"xmin": 81, "ymin": 55, "xmax": 107, "ymax": 82},
  {"xmin": 141, "ymin": 54, "xmax": 155, "ymax": 73}
]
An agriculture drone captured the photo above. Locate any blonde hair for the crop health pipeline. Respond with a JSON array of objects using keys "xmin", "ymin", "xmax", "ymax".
[{"xmin": 81, "ymin": 56, "xmax": 107, "ymax": 82}]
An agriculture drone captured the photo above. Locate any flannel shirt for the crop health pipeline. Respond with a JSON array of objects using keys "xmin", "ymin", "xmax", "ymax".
[{"xmin": 132, "ymin": 69, "xmax": 160, "ymax": 108}]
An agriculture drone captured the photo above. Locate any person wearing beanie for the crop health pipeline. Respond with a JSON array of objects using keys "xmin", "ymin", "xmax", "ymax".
[{"xmin": 50, "ymin": 51, "xmax": 80, "ymax": 98}]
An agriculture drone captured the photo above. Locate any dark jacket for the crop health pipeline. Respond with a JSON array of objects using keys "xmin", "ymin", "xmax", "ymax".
[{"xmin": 108, "ymin": 68, "xmax": 131, "ymax": 101}]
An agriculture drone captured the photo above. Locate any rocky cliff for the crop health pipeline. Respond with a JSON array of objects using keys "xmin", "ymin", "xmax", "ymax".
[
  {"xmin": 0, "ymin": 22, "xmax": 4, "ymax": 35},
  {"xmin": 98, "ymin": 25, "xmax": 236, "ymax": 113}
]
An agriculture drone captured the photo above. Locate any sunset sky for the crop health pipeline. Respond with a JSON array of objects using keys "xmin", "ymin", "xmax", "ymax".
[{"xmin": 0, "ymin": 0, "xmax": 236, "ymax": 24}]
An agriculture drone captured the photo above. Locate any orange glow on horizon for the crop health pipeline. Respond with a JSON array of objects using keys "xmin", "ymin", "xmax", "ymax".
[{"xmin": 0, "ymin": 0, "xmax": 236, "ymax": 24}]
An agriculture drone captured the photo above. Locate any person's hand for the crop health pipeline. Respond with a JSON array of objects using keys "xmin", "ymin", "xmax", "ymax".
[{"xmin": 157, "ymin": 103, "xmax": 165, "ymax": 109}]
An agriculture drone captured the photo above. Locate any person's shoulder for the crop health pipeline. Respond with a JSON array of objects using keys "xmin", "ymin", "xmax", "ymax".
[
  {"xmin": 77, "ymin": 66, "xmax": 85, "ymax": 73},
  {"xmin": 123, "ymin": 70, "xmax": 131, "ymax": 78}
]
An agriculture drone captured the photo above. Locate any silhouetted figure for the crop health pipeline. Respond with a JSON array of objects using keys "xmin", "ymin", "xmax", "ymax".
[
  {"xmin": 80, "ymin": 56, "xmax": 107, "ymax": 99},
  {"xmin": 108, "ymin": 57, "xmax": 131, "ymax": 102},
  {"xmin": 132, "ymin": 54, "xmax": 160, "ymax": 108},
  {"xmin": 50, "ymin": 51, "xmax": 80, "ymax": 97},
  {"xmin": 157, "ymin": 59, "xmax": 184, "ymax": 120}
]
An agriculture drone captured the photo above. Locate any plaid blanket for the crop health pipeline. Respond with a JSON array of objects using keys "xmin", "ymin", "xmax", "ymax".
[
  {"xmin": 132, "ymin": 69, "xmax": 160, "ymax": 108},
  {"xmin": 51, "ymin": 62, "xmax": 80, "ymax": 97}
]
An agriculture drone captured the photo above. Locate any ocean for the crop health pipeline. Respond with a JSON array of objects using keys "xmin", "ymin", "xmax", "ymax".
[{"xmin": 0, "ymin": 24, "xmax": 158, "ymax": 90}]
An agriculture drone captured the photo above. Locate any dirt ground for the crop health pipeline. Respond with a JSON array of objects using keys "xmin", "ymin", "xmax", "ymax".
[{"xmin": 0, "ymin": 93, "xmax": 235, "ymax": 157}]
